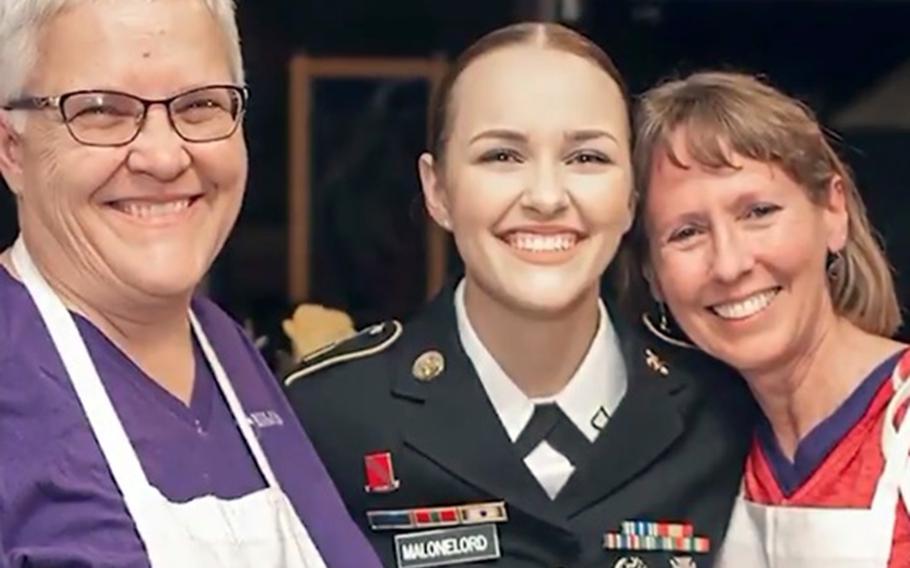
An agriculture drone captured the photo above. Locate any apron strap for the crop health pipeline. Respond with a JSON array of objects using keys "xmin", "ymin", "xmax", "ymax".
[
  {"xmin": 12, "ymin": 236, "xmax": 317, "ymax": 566},
  {"xmin": 883, "ymin": 351, "xmax": 910, "ymax": 454},
  {"xmin": 873, "ymin": 350, "xmax": 910, "ymax": 511},
  {"xmin": 11, "ymin": 237, "xmax": 284, "ymax": 515},
  {"xmin": 190, "ymin": 312, "xmax": 281, "ymax": 489},
  {"xmin": 10, "ymin": 238, "xmax": 156, "ymax": 512}
]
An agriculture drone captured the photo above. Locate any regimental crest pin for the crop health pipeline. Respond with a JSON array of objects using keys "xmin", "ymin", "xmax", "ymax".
[
  {"xmin": 644, "ymin": 348, "xmax": 670, "ymax": 376},
  {"xmin": 670, "ymin": 557, "xmax": 697, "ymax": 568},
  {"xmin": 412, "ymin": 350, "xmax": 445, "ymax": 382},
  {"xmin": 613, "ymin": 556, "xmax": 648, "ymax": 568},
  {"xmin": 363, "ymin": 451, "xmax": 400, "ymax": 494}
]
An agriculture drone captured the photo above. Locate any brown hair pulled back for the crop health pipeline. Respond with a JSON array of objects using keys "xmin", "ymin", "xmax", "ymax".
[{"xmin": 428, "ymin": 22, "xmax": 628, "ymax": 162}]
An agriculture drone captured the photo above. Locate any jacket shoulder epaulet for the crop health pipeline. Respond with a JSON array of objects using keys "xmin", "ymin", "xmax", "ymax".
[{"xmin": 283, "ymin": 320, "xmax": 403, "ymax": 387}]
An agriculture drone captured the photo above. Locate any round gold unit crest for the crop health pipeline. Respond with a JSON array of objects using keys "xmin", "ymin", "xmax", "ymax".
[{"xmin": 412, "ymin": 350, "xmax": 445, "ymax": 382}]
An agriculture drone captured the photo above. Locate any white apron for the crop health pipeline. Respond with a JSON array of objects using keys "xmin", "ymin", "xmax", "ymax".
[
  {"xmin": 715, "ymin": 352, "xmax": 910, "ymax": 567},
  {"xmin": 11, "ymin": 238, "xmax": 327, "ymax": 568}
]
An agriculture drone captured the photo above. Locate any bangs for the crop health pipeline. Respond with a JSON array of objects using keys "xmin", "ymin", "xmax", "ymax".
[
  {"xmin": 629, "ymin": 71, "xmax": 902, "ymax": 336},
  {"xmin": 652, "ymin": 92, "xmax": 796, "ymax": 174}
]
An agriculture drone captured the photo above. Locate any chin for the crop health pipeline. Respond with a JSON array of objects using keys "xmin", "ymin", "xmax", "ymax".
[
  {"xmin": 133, "ymin": 275, "xmax": 201, "ymax": 300},
  {"xmin": 499, "ymin": 282, "xmax": 593, "ymax": 318},
  {"xmin": 118, "ymin": 259, "xmax": 208, "ymax": 301},
  {"xmin": 703, "ymin": 339, "xmax": 782, "ymax": 376}
]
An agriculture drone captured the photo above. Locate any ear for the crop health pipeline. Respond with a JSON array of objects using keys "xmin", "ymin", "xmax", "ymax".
[
  {"xmin": 637, "ymin": 197, "xmax": 662, "ymax": 302},
  {"xmin": 642, "ymin": 260, "xmax": 664, "ymax": 303},
  {"xmin": 620, "ymin": 183, "xmax": 637, "ymax": 236},
  {"xmin": 418, "ymin": 152, "xmax": 452, "ymax": 231},
  {"xmin": 0, "ymin": 111, "xmax": 26, "ymax": 196},
  {"xmin": 822, "ymin": 174, "xmax": 849, "ymax": 252}
]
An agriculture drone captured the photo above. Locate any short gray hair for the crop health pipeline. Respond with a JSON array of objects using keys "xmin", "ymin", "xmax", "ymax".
[{"xmin": 0, "ymin": 0, "xmax": 245, "ymax": 106}]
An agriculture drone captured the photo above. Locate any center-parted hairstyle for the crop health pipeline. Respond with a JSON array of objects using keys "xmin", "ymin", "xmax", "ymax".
[
  {"xmin": 427, "ymin": 22, "xmax": 629, "ymax": 162},
  {"xmin": 626, "ymin": 71, "xmax": 901, "ymax": 336}
]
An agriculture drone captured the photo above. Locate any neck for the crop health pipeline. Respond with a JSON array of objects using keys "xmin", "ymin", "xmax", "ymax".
[
  {"xmin": 1, "ymin": 247, "xmax": 197, "ymax": 404},
  {"xmin": 743, "ymin": 317, "xmax": 903, "ymax": 459},
  {"xmin": 464, "ymin": 279, "xmax": 601, "ymax": 398}
]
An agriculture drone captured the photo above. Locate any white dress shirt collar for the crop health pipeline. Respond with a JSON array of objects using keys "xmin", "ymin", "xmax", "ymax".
[{"xmin": 454, "ymin": 279, "xmax": 627, "ymax": 443}]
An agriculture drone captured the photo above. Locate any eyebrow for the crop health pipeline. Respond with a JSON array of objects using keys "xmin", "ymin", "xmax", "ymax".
[
  {"xmin": 565, "ymin": 129, "xmax": 619, "ymax": 145},
  {"xmin": 468, "ymin": 129, "xmax": 527, "ymax": 144},
  {"xmin": 468, "ymin": 128, "xmax": 620, "ymax": 145}
]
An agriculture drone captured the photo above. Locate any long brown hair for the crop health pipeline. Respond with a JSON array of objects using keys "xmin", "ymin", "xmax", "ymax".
[{"xmin": 626, "ymin": 71, "xmax": 901, "ymax": 336}]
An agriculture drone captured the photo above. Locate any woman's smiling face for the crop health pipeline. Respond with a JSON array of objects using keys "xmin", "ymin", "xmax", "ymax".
[
  {"xmin": 644, "ymin": 128, "xmax": 848, "ymax": 376},
  {"xmin": 3, "ymin": 0, "xmax": 246, "ymax": 305},
  {"xmin": 421, "ymin": 44, "xmax": 633, "ymax": 316}
]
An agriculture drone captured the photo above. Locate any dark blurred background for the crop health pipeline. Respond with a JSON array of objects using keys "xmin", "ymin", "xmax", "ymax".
[{"xmin": 2, "ymin": 0, "xmax": 909, "ymax": 362}]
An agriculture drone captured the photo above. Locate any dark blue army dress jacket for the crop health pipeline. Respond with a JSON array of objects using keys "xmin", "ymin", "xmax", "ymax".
[{"xmin": 284, "ymin": 284, "xmax": 755, "ymax": 568}]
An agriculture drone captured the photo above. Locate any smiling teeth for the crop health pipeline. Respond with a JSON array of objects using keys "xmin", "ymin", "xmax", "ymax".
[
  {"xmin": 507, "ymin": 232, "xmax": 577, "ymax": 252},
  {"xmin": 115, "ymin": 199, "xmax": 191, "ymax": 219},
  {"xmin": 712, "ymin": 289, "xmax": 778, "ymax": 320}
]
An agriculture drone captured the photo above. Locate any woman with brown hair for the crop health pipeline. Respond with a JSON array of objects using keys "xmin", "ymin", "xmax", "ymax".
[
  {"xmin": 632, "ymin": 70, "xmax": 908, "ymax": 567},
  {"xmin": 286, "ymin": 25, "xmax": 753, "ymax": 567}
]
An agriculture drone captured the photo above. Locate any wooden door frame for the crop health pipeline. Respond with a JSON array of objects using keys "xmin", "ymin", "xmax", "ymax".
[{"xmin": 287, "ymin": 55, "xmax": 448, "ymax": 303}]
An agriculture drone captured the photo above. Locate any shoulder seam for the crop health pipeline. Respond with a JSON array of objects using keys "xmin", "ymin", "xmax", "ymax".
[{"xmin": 283, "ymin": 320, "xmax": 403, "ymax": 387}]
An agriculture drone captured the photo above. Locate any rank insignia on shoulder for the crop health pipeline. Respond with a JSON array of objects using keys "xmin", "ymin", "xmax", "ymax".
[
  {"xmin": 644, "ymin": 348, "xmax": 670, "ymax": 377},
  {"xmin": 604, "ymin": 520, "xmax": 709, "ymax": 555},
  {"xmin": 284, "ymin": 320, "xmax": 403, "ymax": 386}
]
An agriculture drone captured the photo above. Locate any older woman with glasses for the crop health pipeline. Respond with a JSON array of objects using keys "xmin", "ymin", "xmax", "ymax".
[{"xmin": 0, "ymin": 1, "xmax": 380, "ymax": 566}]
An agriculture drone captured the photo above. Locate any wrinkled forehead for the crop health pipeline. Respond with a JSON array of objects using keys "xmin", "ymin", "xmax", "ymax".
[{"xmin": 30, "ymin": 0, "xmax": 233, "ymax": 93}]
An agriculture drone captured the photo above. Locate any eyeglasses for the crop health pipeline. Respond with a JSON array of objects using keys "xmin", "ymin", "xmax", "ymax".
[{"xmin": 2, "ymin": 85, "xmax": 249, "ymax": 147}]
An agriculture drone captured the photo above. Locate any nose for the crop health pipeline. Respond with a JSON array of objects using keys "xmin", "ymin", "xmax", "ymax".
[
  {"xmin": 520, "ymin": 160, "xmax": 569, "ymax": 216},
  {"xmin": 710, "ymin": 225, "xmax": 755, "ymax": 283},
  {"xmin": 126, "ymin": 105, "xmax": 191, "ymax": 181}
]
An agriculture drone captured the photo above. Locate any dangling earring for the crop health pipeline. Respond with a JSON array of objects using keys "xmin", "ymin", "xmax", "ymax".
[
  {"xmin": 659, "ymin": 302, "xmax": 671, "ymax": 333},
  {"xmin": 826, "ymin": 249, "xmax": 844, "ymax": 280},
  {"xmin": 642, "ymin": 302, "xmax": 697, "ymax": 350}
]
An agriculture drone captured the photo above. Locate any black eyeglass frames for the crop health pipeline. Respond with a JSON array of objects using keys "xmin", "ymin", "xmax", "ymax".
[{"xmin": 3, "ymin": 84, "xmax": 249, "ymax": 147}]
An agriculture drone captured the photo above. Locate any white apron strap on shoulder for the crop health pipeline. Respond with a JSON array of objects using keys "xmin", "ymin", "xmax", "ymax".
[
  {"xmin": 190, "ymin": 312, "xmax": 281, "ymax": 488},
  {"xmin": 10, "ymin": 238, "xmax": 163, "ymax": 533},
  {"xmin": 11, "ymin": 236, "xmax": 326, "ymax": 568},
  {"xmin": 882, "ymin": 352, "xmax": 910, "ymax": 515}
]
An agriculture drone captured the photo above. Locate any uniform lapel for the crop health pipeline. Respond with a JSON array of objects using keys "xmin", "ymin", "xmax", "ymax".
[
  {"xmin": 557, "ymin": 312, "xmax": 689, "ymax": 515},
  {"xmin": 390, "ymin": 287, "xmax": 569, "ymax": 529}
]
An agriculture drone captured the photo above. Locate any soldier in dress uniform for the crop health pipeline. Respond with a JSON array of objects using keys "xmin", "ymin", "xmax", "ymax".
[{"xmin": 285, "ymin": 23, "xmax": 754, "ymax": 568}]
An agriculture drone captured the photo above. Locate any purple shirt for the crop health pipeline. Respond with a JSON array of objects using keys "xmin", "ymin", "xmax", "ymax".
[{"xmin": 0, "ymin": 267, "xmax": 380, "ymax": 567}]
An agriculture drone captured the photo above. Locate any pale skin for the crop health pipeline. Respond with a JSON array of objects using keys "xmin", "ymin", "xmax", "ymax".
[
  {"xmin": 419, "ymin": 44, "xmax": 633, "ymax": 398},
  {"xmin": 0, "ymin": 0, "xmax": 247, "ymax": 404},
  {"xmin": 460, "ymin": 271, "xmax": 599, "ymax": 399},
  {"xmin": 645, "ymin": 133, "xmax": 904, "ymax": 457}
]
